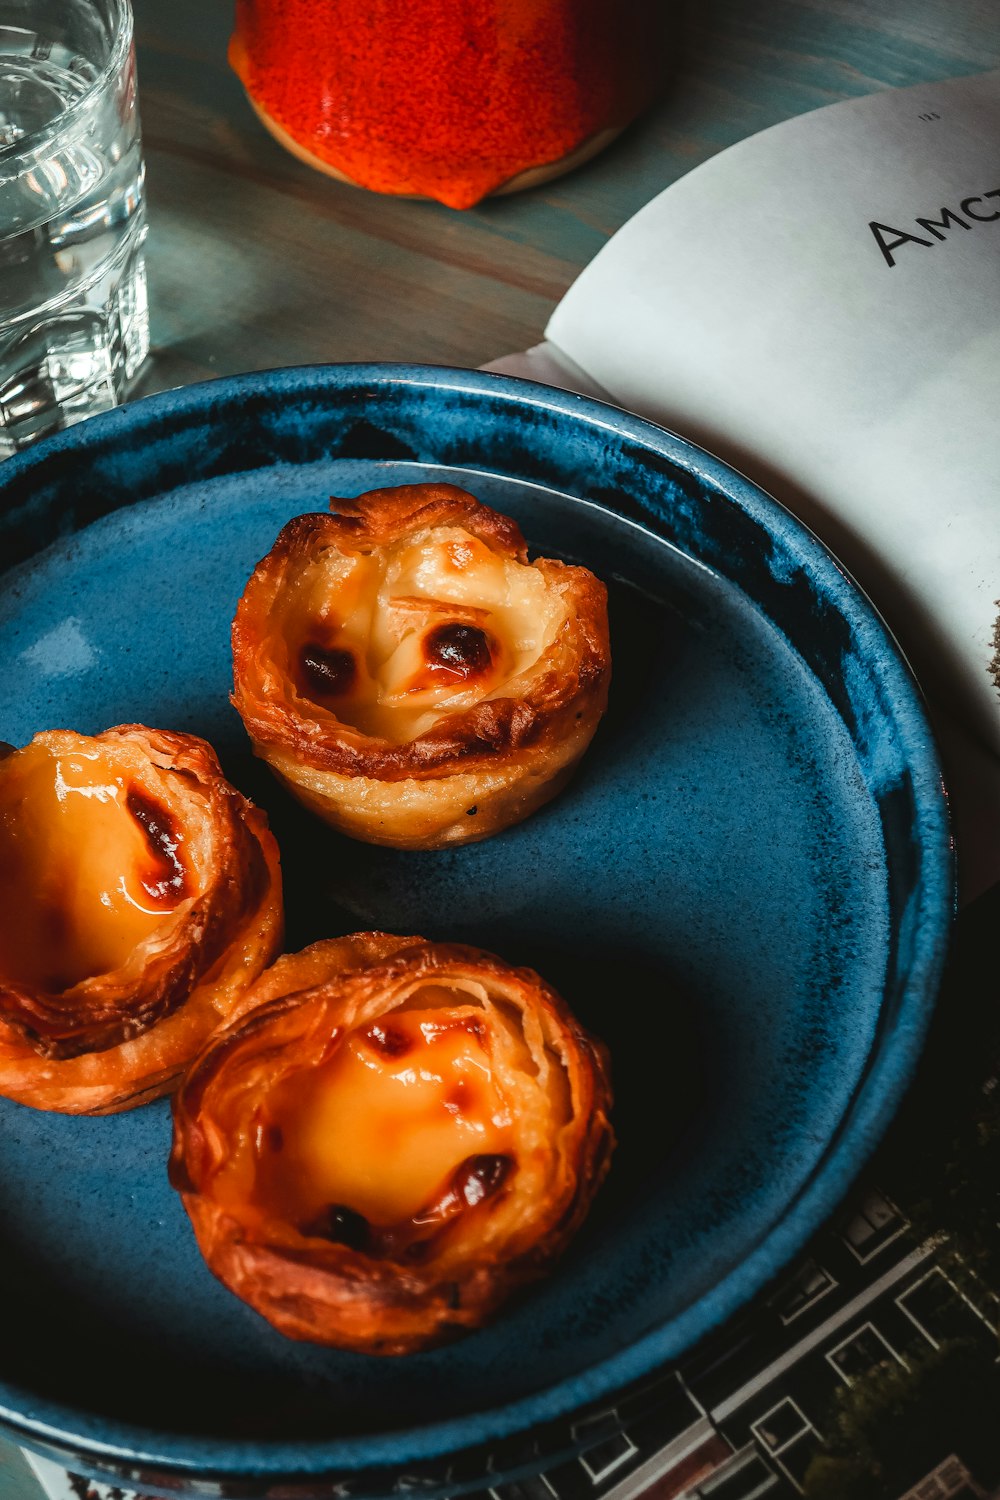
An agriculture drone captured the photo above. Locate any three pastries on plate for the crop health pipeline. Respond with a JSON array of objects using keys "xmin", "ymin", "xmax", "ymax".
[
  {"xmin": 0, "ymin": 726, "xmax": 282, "ymax": 1115},
  {"xmin": 170, "ymin": 933, "xmax": 614, "ymax": 1353},
  {"xmin": 1, "ymin": 482, "xmax": 615, "ymax": 1349},
  {"xmin": 231, "ymin": 482, "xmax": 611, "ymax": 848}
]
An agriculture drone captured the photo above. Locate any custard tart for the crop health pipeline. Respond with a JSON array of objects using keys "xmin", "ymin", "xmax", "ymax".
[
  {"xmin": 231, "ymin": 482, "xmax": 611, "ymax": 848},
  {"xmin": 0, "ymin": 726, "xmax": 283, "ymax": 1114},
  {"xmin": 170, "ymin": 932, "xmax": 613, "ymax": 1354}
]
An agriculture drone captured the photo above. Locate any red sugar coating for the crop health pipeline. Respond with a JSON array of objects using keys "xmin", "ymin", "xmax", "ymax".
[{"xmin": 230, "ymin": 0, "xmax": 664, "ymax": 208}]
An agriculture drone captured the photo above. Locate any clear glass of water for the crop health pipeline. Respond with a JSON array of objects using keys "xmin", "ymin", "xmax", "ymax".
[{"xmin": 0, "ymin": 0, "xmax": 148, "ymax": 455}]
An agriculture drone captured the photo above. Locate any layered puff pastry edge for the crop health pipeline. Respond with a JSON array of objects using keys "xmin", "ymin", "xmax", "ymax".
[
  {"xmin": 169, "ymin": 932, "xmax": 614, "ymax": 1354},
  {"xmin": 231, "ymin": 483, "xmax": 611, "ymax": 848},
  {"xmin": 0, "ymin": 726, "xmax": 283, "ymax": 1114}
]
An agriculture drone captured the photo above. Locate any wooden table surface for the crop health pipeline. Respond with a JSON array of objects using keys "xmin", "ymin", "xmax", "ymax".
[{"xmin": 5, "ymin": 2, "xmax": 998, "ymax": 1495}]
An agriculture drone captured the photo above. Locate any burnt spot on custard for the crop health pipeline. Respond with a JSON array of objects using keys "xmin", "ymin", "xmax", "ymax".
[
  {"xmin": 445, "ymin": 1079, "xmax": 474, "ymax": 1113},
  {"xmin": 307, "ymin": 1203, "xmax": 371, "ymax": 1251},
  {"xmin": 421, "ymin": 623, "xmax": 494, "ymax": 682},
  {"xmin": 455, "ymin": 1153, "xmax": 513, "ymax": 1206},
  {"xmin": 299, "ymin": 642, "xmax": 356, "ymax": 700},
  {"xmin": 411, "ymin": 1151, "xmax": 515, "ymax": 1234},
  {"xmin": 126, "ymin": 789, "xmax": 189, "ymax": 906},
  {"xmin": 364, "ymin": 1021, "xmax": 413, "ymax": 1058},
  {"xmin": 303, "ymin": 1154, "xmax": 515, "ymax": 1261}
]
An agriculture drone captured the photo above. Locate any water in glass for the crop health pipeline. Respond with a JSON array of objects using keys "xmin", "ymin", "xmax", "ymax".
[{"xmin": 0, "ymin": 0, "xmax": 148, "ymax": 455}]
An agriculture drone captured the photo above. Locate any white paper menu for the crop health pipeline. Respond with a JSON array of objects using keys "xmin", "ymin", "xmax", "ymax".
[
  {"xmin": 489, "ymin": 68, "xmax": 1000, "ymax": 897},
  {"xmin": 493, "ymin": 69, "xmax": 1000, "ymax": 751}
]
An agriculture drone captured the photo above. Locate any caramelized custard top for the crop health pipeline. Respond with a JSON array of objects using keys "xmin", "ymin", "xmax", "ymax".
[
  {"xmin": 0, "ymin": 740, "xmax": 193, "ymax": 993},
  {"xmin": 253, "ymin": 997, "xmax": 515, "ymax": 1239},
  {"xmin": 280, "ymin": 525, "xmax": 567, "ymax": 742}
]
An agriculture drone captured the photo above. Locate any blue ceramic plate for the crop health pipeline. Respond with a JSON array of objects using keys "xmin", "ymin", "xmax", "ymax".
[{"xmin": 0, "ymin": 366, "xmax": 952, "ymax": 1496}]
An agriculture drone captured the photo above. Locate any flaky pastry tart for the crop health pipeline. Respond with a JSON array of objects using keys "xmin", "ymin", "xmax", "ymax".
[
  {"xmin": 231, "ymin": 482, "xmax": 611, "ymax": 848},
  {"xmin": 0, "ymin": 726, "xmax": 283, "ymax": 1114},
  {"xmin": 169, "ymin": 933, "xmax": 614, "ymax": 1354}
]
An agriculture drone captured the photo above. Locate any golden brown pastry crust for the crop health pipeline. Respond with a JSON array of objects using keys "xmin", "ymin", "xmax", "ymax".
[
  {"xmin": 231, "ymin": 483, "xmax": 610, "ymax": 848},
  {"xmin": 170, "ymin": 934, "xmax": 614, "ymax": 1354},
  {"xmin": 0, "ymin": 726, "xmax": 283, "ymax": 1114}
]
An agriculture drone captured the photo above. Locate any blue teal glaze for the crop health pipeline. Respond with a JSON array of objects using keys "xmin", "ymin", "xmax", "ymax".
[{"xmin": 0, "ymin": 366, "xmax": 953, "ymax": 1494}]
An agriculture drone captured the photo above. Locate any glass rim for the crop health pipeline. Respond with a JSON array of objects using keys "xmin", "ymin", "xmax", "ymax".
[{"xmin": 0, "ymin": 0, "xmax": 135, "ymax": 168}]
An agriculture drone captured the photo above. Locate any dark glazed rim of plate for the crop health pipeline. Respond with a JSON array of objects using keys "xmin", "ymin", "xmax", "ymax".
[{"xmin": 0, "ymin": 364, "xmax": 954, "ymax": 1482}]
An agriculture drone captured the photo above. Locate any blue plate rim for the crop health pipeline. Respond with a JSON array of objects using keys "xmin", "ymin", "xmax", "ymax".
[{"xmin": 0, "ymin": 362, "xmax": 955, "ymax": 1478}]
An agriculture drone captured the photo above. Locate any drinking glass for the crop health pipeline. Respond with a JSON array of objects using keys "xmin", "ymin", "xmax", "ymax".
[{"xmin": 0, "ymin": 0, "xmax": 148, "ymax": 456}]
